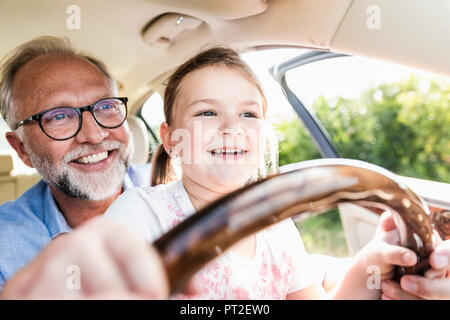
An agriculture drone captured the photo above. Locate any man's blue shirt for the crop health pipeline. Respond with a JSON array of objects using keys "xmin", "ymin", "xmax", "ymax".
[{"xmin": 0, "ymin": 164, "xmax": 151, "ymax": 289}]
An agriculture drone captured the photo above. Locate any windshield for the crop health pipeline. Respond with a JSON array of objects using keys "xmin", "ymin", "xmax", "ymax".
[{"xmin": 281, "ymin": 53, "xmax": 450, "ymax": 184}]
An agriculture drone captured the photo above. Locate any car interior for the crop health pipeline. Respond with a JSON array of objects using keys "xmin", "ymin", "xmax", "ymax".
[{"xmin": 0, "ymin": 0, "xmax": 449, "ymax": 257}]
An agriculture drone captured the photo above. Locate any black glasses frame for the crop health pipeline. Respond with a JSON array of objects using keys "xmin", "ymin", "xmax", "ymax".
[{"xmin": 15, "ymin": 97, "xmax": 128, "ymax": 141}]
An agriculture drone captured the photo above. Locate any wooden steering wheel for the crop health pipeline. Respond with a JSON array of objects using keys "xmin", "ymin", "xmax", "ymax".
[{"xmin": 153, "ymin": 158, "xmax": 438, "ymax": 294}]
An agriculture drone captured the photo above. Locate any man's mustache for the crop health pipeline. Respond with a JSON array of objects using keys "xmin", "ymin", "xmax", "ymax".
[{"xmin": 62, "ymin": 140, "xmax": 123, "ymax": 163}]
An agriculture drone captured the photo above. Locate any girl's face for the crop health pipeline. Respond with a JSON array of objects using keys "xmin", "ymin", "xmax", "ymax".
[{"xmin": 165, "ymin": 65, "xmax": 266, "ymax": 192}]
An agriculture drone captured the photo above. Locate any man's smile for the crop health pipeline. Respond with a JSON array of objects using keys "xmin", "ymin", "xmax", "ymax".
[
  {"xmin": 68, "ymin": 148, "xmax": 120, "ymax": 172},
  {"xmin": 74, "ymin": 150, "xmax": 109, "ymax": 164}
]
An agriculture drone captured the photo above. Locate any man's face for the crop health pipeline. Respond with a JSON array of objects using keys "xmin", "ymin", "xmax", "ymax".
[{"xmin": 11, "ymin": 54, "xmax": 132, "ymax": 201}]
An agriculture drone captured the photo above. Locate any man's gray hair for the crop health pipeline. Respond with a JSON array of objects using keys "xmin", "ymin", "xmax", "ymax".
[{"xmin": 0, "ymin": 36, "xmax": 117, "ymax": 129}]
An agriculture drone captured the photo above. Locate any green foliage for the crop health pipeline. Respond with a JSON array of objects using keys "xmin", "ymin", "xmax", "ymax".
[
  {"xmin": 296, "ymin": 209, "xmax": 348, "ymax": 257},
  {"xmin": 278, "ymin": 76, "xmax": 450, "ymax": 182},
  {"xmin": 277, "ymin": 77, "xmax": 450, "ymax": 256}
]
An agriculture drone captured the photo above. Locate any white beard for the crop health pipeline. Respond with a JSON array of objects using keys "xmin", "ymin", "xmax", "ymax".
[{"xmin": 26, "ymin": 138, "xmax": 133, "ymax": 201}]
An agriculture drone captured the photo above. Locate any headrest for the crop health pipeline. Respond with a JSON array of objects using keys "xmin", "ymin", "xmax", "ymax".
[
  {"xmin": 0, "ymin": 154, "xmax": 13, "ymax": 175},
  {"xmin": 126, "ymin": 115, "xmax": 150, "ymax": 164}
]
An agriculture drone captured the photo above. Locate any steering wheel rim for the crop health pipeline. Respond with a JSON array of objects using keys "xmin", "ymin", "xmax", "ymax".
[{"xmin": 153, "ymin": 158, "xmax": 435, "ymax": 294}]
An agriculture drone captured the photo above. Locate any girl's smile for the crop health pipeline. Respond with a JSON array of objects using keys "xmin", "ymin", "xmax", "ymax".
[{"xmin": 207, "ymin": 146, "xmax": 248, "ymax": 161}]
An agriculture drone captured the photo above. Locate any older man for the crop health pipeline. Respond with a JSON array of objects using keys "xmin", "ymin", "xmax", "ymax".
[{"xmin": 0, "ymin": 36, "xmax": 154, "ymax": 291}]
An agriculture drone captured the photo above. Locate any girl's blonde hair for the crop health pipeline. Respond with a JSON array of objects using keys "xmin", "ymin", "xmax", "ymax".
[{"xmin": 151, "ymin": 46, "xmax": 278, "ymax": 186}]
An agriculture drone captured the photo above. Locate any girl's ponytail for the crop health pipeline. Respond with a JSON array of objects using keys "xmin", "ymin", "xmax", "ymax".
[{"xmin": 151, "ymin": 144, "xmax": 176, "ymax": 186}]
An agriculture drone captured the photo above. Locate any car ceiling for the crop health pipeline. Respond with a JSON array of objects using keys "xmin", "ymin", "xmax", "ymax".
[{"xmin": 1, "ymin": 0, "xmax": 449, "ymax": 114}]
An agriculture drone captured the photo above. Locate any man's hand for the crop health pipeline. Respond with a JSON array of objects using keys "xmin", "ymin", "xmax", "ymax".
[
  {"xmin": 0, "ymin": 217, "xmax": 169, "ymax": 299},
  {"xmin": 381, "ymin": 239, "xmax": 450, "ymax": 300}
]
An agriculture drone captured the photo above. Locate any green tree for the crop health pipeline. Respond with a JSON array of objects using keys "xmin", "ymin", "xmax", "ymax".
[
  {"xmin": 278, "ymin": 76, "xmax": 450, "ymax": 182},
  {"xmin": 277, "ymin": 77, "xmax": 450, "ymax": 256}
]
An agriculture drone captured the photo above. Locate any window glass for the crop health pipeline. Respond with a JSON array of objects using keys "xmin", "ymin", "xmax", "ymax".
[
  {"xmin": 0, "ymin": 117, "xmax": 36, "ymax": 175},
  {"xmin": 140, "ymin": 92, "xmax": 164, "ymax": 142},
  {"xmin": 0, "ymin": 117, "xmax": 10, "ymax": 150},
  {"xmin": 284, "ymin": 56, "xmax": 450, "ymax": 183}
]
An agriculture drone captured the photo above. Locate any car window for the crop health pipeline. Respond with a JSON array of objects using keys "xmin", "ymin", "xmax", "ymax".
[
  {"xmin": 284, "ymin": 56, "xmax": 450, "ymax": 184},
  {"xmin": 140, "ymin": 92, "xmax": 164, "ymax": 139},
  {"xmin": 0, "ymin": 117, "xmax": 36, "ymax": 175},
  {"xmin": 138, "ymin": 92, "xmax": 165, "ymax": 157},
  {"xmin": 0, "ymin": 118, "xmax": 9, "ymax": 150}
]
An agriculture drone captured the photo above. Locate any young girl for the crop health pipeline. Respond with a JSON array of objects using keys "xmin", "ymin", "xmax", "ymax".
[{"xmin": 104, "ymin": 47, "xmax": 419, "ymax": 299}]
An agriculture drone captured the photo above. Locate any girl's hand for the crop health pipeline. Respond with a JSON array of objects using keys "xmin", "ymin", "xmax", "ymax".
[
  {"xmin": 381, "ymin": 239, "xmax": 450, "ymax": 300},
  {"xmin": 355, "ymin": 211, "xmax": 418, "ymax": 283},
  {"xmin": 331, "ymin": 211, "xmax": 418, "ymax": 299}
]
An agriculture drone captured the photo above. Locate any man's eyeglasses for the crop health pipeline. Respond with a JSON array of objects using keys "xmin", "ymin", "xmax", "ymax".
[{"xmin": 15, "ymin": 97, "xmax": 128, "ymax": 141}]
